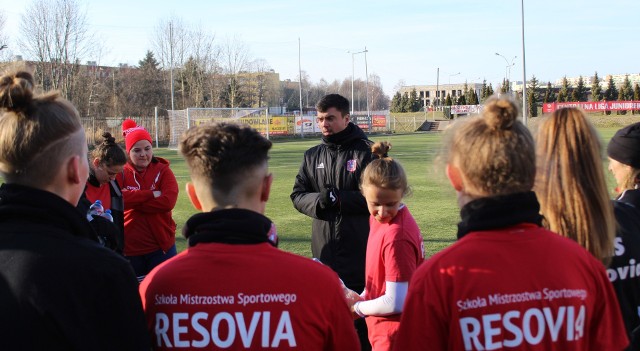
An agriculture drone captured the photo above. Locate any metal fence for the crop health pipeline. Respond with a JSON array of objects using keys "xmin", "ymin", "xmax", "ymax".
[
  {"xmin": 81, "ymin": 116, "xmax": 170, "ymax": 146},
  {"xmin": 82, "ymin": 109, "xmax": 469, "ymax": 148}
]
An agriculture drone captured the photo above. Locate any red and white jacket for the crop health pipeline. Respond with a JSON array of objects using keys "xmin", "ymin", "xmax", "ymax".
[{"xmin": 116, "ymin": 157, "xmax": 178, "ymax": 255}]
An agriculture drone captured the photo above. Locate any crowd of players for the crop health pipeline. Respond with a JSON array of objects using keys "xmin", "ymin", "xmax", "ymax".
[{"xmin": 1, "ymin": 65, "xmax": 639, "ymax": 350}]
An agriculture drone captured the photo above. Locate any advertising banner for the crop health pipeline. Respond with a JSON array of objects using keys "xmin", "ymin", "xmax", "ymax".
[
  {"xmin": 194, "ymin": 116, "xmax": 291, "ymax": 135},
  {"xmin": 372, "ymin": 115, "xmax": 387, "ymax": 128},
  {"xmin": 542, "ymin": 101, "xmax": 640, "ymax": 113},
  {"xmin": 352, "ymin": 115, "xmax": 371, "ymax": 130},
  {"xmin": 451, "ymin": 105, "xmax": 483, "ymax": 115},
  {"xmin": 294, "ymin": 116, "xmax": 320, "ymax": 134}
]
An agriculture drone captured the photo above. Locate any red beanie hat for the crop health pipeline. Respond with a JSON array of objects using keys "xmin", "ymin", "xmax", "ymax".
[{"xmin": 122, "ymin": 119, "xmax": 152, "ymax": 153}]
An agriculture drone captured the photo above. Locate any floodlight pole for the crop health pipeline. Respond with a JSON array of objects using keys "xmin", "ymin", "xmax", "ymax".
[
  {"xmin": 298, "ymin": 37, "xmax": 304, "ymax": 138},
  {"xmin": 521, "ymin": 0, "xmax": 528, "ymax": 126},
  {"xmin": 169, "ymin": 21, "xmax": 175, "ymax": 111},
  {"xmin": 348, "ymin": 48, "xmax": 367, "ymax": 116},
  {"xmin": 432, "ymin": 67, "xmax": 439, "ymax": 120}
]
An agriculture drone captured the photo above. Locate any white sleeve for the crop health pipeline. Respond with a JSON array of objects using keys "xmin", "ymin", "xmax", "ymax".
[{"xmin": 354, "ymin": 281, "xmax": 408, "ymax": 317}]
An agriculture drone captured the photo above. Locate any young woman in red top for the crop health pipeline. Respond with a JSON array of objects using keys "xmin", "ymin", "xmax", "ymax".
[
  {"xmin": 346, "ymin": 141, "xmax": 424, "ymax": 351},
  {"xmin": 117, "ymin": 119, "xmax": 179, "ymax": 281},
  {"xmin": 77, "ymin": 131, "xmax": 127, "ymax": 253},
  {"xmin": 394, "ymin": 96, "xmax": 628, "ymax": 351}
]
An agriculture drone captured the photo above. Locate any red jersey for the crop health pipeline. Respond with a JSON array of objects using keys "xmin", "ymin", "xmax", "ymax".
[
  {"xmin": 116, "ymin": 157, "xmax": 178, "ymax": 255},
  {"xmin": 139, "ymin": 242, "xmax": 360, "ymax": 350},
  {"xmin": 393, "ymin": 224, "xmax": 628, "ymax": 351},
  {"xmin": 85, "ymin": 181, "xmax": 112, "ymax": 210},
  {"xmin": 364, "ymin": 205, "xmax": 424, "ymax": 351}
]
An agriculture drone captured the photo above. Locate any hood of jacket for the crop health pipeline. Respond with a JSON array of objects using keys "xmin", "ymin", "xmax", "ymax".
[
  {"xmin": 0, "ymin": 183, "xmax": 98, "ymax": 242},
  {"xmin": 617, "ymin": 188, "xmax": 640, "ymax": 209},
  {"xmin": 183, "ymin": 208, "xmax": 275, "ymax": 248},
  {"xmin": 321, "ymin": 122, "xmax": 368, "ymax": 150},
  {"xmin": 457, "ymin": 191, "xmax": 543, "ymax": 239}
]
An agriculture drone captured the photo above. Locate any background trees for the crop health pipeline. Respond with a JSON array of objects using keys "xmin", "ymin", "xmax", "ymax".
[
  {"xmin": 18, "ymin": 0, "xmax": 96, "ymax": 103},
  {"xmin": 591, "ymin": 72, "xmax": 602, "ymax": 102}
]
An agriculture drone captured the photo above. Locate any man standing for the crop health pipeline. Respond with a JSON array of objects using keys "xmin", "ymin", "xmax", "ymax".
[
  {"xmin": 291, "ymin": 94, "xmax": 373, "ymax": 350},
  {"xmin": 140, "ymin": 122, "xmax": 359, "ymax": 350}
]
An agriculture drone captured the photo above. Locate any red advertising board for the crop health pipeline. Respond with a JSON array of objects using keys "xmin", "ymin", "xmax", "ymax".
[
  {"xmin": 373, "ymin": 115, "xmax": 387, "ymax": 127},
  {"xmin": 542, "ymin": 101, "xmax": 640, "ymax": 113}
]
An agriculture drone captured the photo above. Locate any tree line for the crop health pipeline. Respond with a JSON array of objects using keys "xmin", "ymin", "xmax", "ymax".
[
  {"xmin": 0, "ymin": 0, "xmax": 390, "ymax": 118},
  {"xmin": 390, "ymin": 80, "xmax": 495, "ymax": 113},
  {"xmin": 526, "ymin": 73, "xmax": 640, "ymax": 116}
]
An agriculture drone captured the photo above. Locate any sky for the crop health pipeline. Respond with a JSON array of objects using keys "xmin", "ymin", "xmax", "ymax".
[{"xmin": 2, "ymin": 0, "xmax": 639, "ymax": 98}]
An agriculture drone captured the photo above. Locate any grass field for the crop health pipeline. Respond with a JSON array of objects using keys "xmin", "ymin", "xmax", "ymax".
[{"xmin": 161, "ymin": 125, "xmax": 625, "ymax": 259}]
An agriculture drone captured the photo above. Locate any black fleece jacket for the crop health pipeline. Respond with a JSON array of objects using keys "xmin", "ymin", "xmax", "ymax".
[
  {"xmin": 291, "ymin": 123, "xmax": 373, "ymax": 290},
  {"xmin": 0, "ymin": 183, "xmax": 149, "ymax": 350}
]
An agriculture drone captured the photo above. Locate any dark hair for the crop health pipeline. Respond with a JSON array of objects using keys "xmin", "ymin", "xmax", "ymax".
[
  {"xmin": 179, "ymin": 122, "xmax": 272, "ymax": 193},
  {"xmin": 91, "ymin": 132, "xmax": 127, "ymax": 167},
  {"xmin": 0, "ymin": 66, "xmax": 84, "ymax": 186},
  {"xmin": 361, "ymin": 141, "xmax": 410, "ymax": 196},
  {"xmin": 316, "ymin": 94, "xmax": 350, "ymax": 117},
  {"xmin": 443, "ymin": 96, "xmax": 535, "ymax": 197}
]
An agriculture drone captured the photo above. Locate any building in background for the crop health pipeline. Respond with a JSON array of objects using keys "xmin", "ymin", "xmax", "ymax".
[{"xmin": 399, "ymin": 83, "xmax": 483, "ymax": 108}]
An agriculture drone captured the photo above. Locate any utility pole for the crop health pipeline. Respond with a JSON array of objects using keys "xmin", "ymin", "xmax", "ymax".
[{"xmin": 169, "ymin": 22, "xmax": 175, "ymax": 111}]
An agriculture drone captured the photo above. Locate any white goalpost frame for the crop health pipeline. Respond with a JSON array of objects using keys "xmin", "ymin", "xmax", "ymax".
[{"xmin": 167, "ymin": 107, "xmax": 270, "ymax": 149}]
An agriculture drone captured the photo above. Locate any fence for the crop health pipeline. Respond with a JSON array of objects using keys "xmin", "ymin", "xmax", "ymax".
[
  {"xmin": 82, "ymin": 109, "xmax": 471, "ymax": 147},
  {"xmin": 81, "ymin": 116, "xmax": 170, "ymax": 146}
]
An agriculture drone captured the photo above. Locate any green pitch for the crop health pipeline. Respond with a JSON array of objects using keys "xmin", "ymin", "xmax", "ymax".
[{"xmin": 157, "ymin": 127, "xmax": 622, "ymax": 259}]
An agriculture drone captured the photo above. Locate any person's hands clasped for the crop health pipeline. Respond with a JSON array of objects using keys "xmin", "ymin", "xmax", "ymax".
[{"xmin": 319, "ymin": 186, "xmax": 339, "ymax": 209}]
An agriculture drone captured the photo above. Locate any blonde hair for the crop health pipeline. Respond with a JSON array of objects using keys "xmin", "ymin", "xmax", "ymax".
[
  {"xmin": 535, "ymin": 108, "xmax": 615, "ymax": 263},
  {"xmin": 443, "ymin": 96, "xmax": 535, "ymax": 197},
  {"xmin": 361, "ymin": 141, "xmax": 410, "ymax": 196},
  {"xmin": 0, "ymin": 67, "xmax": 84, "ymax": 187},
  {"xmin": 617, "ymin": 168, "xmax": 640, "ymax": 194}
]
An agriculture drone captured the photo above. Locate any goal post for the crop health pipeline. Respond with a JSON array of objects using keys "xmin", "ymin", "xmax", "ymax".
[{"xmin": 167, "ymin": 107, "xmax": 270, "ymax": 149}]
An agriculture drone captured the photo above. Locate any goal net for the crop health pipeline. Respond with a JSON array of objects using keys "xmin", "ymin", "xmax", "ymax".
[{"xmin": 167, "ymin": 107, "xmax": 269, "ymax": 149}]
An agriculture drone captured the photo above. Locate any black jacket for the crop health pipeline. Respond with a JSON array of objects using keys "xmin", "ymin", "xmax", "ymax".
[
  {"xmin": 612, "ymin": 189, "xmax": 640, "ymax": 350},
  {"xmin": 77, "ymin": 172, "xmax": 125, "ymax": 254},
  {"xmin": 291, "ymin": 123, "xmax": 373, "ymax": 290},
  {"xmin": 0, "ymin": 183, "xmax": 149, "ymax": 350}
]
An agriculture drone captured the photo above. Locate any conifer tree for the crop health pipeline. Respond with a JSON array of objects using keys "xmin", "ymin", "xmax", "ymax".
[
  {"xmin": 543, "ymin": 82, "xmax": 556, "ymax": 103},
  {"xmin": 469, "ymin": 90, "xmax": 479, "ymax": 105},
  {"xmin": 445, "ymin": 93, "xmax": 452, "ymax": 106},
  {"xmin": 604, "ymin": 76, "xmax": 618, "ymax": 115},
  {"xmin": 591, "ymin": 72, "xmax": 602, "ymax": 102},
  {"xmin": 571, "ymin": 76, "xmax": 587, "ymax": 102},
  {"xmin": 486, "ymin": 84, "xmax": 494, "ymax": 97},
  {"xmin": 409, "ymin": 88, "xmax": 421, "ymax": 112},
  {"xmin": 481, "ymin": 80, "xmax": 488, "ymax": 102},
  {"xmin": 527, "ymin": 76, "xmax": 539, "ymax": 117},
  {"xmin": 605, "ymin": 76, "xmax": 619, "ymax": 101},
  {"xmin": 390, "ymin": 92, "xmax": 402, "ymax": 112},
  {"xmin": 400, "ymin": 92, "xmax": 410, "ymax": 112},
  {"xmin": 622, "ymin": 75, "xmax": 634, "ymax": 101},
  {"xmin": 558, "ymin": 77, "xmax": 570, "ymax": 102}
]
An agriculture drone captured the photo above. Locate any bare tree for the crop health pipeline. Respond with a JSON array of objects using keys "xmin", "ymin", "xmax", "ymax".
[
  {"xmin": 220, "ymin": 35, "xmax": 250, "ymax": 108},
  {"xmin": 0, "ymin": 11, "xmax": 10, "ymax": 61},
  {"xmin": 153, "ymin": 16, "xmax": 190, "ymax": 109},
  {"xmin": 181, "ymin": 25, "xmax": 219, "ymax": 108},
  {"xmin": 18, "ymin": 0, "xmax": 96, "ymax": 99}
]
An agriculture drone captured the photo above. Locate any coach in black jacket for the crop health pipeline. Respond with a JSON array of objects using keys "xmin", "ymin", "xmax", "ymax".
[{"xmin": 291, "ymin": 94, "xmax": 373, "ymax": 350}]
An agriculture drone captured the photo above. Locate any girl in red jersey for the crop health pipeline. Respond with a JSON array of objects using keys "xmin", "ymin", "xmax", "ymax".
[
  {"xmin": 117, "ymin": 119, "xmax": 178, "ymax": 281},
  {"xmin": 77, "ymin": 132, "xmax": 127, "ymax": 253},
  {"xmin": 347, "ymin": 141, "xmax": 424, "ymax": 351},
  {"xmin": 393, "ymin": 96, "xmax": 628, "ymax": 351}
]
